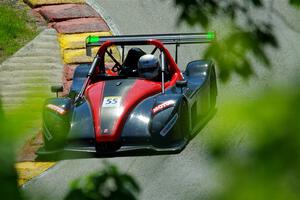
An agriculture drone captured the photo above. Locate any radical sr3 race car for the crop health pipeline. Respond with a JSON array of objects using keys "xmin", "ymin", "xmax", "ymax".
[{"xmin": 38, "ymin": 33, "xmax": 217, "ymax": 158}]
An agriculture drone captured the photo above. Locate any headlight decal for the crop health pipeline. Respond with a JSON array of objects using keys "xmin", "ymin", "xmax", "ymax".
[
  {"xmin": 160, "ymin": 114, "xmax": 178, "ymax": 136},
  {"xmin": 46, "ymin": 104, "xmax": 66, "ymax": 115}
]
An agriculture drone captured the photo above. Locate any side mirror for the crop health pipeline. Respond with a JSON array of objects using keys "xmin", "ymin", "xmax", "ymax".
[
  {"xmin": 51, "ymin": 85, "xmax": 63, "ymax": 98},
  {"xmin": 176, "ymin": 80, "xmax": 187, "ymax": 93}
]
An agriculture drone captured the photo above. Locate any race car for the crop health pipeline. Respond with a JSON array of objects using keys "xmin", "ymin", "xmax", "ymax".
[{"xmin": 38, "ymin": 33, "xmax": 217, "ymax": 158}]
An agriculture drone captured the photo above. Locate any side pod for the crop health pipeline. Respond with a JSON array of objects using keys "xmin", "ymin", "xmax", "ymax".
[{"xmin": 150, "ymin": 94, "xmax": 189, "ymax": 144}]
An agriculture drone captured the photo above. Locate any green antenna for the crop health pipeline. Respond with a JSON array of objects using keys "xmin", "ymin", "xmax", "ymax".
[
  {"xmin": 87, "ymin": 36, "xmax": 100, "ymax": 43},
  {"xmin": 206, "ymin": 32, "xmax": 216, "ymax": 40}
]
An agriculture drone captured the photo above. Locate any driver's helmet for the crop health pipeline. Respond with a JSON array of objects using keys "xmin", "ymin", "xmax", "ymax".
[{"xmin": 138, "ymin": 54, "xmax": 160, "ymax": 80}]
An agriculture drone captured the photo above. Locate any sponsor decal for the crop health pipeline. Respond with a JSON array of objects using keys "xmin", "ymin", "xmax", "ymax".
[
  {"xmin": 46, "ymin": 104, "xmax": 66, "ymax": 115},
  {"xmin": 152, "ymin": 100, "xmax": 175, "ymax": 114},
  {"xmin": 102, "ymin": 96, "xmax": 122, "ymax": 108}
]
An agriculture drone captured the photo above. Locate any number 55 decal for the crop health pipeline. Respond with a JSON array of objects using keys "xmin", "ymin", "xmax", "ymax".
[{"xmin": 102, "ymin": 96, "xmax": 122, "ymax": 108}]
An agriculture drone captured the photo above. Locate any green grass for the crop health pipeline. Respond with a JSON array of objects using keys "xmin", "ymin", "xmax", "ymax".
[{"xmin": 0, "ymin": 4, "xmax": 38, "ymax": 63}]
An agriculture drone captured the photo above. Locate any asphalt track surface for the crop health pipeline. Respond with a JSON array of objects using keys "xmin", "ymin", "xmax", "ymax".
[{"xmin": 23, "ymin": 1, "xmax": 300, "ymax": 199}]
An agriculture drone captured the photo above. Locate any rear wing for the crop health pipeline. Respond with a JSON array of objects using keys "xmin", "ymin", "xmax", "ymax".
[{"xmin": 85, "ymin": 32, "xmax": 216, "ymax": 56}]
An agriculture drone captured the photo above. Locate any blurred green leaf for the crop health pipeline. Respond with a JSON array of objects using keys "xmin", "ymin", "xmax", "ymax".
[
  {"xmin": 173, "ymin": 0, "xmax": 279, "ymax": 82},
  {"xmin": 64, "ymin": 162, "xmax": 140, "ymax": 200},
  {"xmin": 206, "ymin": 86, "xmax": 300, "ymax": 200},
  {"xmin": 249, "ymin": 0, "xmax": 263, "ymax": 7},
  {"xmin": 0, "ymin": 86, "xmax": 47, "ymax": 199},
  {"xmin": 0, "ymin": 4, "xmax": 43, "ymax": 198},
  {"xmin": 290, "ymin": 0, "xmax": 300, "ymax": 7}
]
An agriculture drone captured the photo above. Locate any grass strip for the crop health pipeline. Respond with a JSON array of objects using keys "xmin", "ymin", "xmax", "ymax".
[{"xmin": 0, "ymin": 3, "xmax": 39, "ymax": 63}]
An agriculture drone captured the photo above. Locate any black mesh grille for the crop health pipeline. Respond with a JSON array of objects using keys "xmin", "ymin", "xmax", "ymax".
[{"xmin": 96, "ymin": 142, "xmax": 121, "ymax": 152}]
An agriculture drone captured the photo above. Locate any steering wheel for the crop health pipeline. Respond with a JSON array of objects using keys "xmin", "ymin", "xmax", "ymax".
[
  {"xmin": 112, "ymin": 63, "xmax": 122, "ymax": 72},
  {"xmin": 105, "ymin": 49, "xmax": 123, "ymax": 73}
]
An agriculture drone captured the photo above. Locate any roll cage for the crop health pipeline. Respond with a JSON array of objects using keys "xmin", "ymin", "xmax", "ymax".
[
  {"xmin": 75, "ymin": 33, "xmax": 215, "ymax": 102},
  {"xmin": 96, "ymin": 40, "xmax": 181, "ymax": 78}
]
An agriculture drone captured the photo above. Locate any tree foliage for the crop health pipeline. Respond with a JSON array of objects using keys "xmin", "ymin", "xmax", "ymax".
[
  {"xmin": 207, "ymin": 84, "xmax": 300, "ymax": 199},
  {"xmin": 173, "ymin": 0, "xmax": 300, "ymax": 199},
  {"xmin": 290, "ymin": 0, "xmax": 300, "ymax": 7},
  {"xmin": 64, "ymin": 162, "xmax": 140, "ymax": 200},
  {"xmin": 174, "ymin": 0, "xmax": 282, "ymax": 81},
  {"xmin": 0, "ymin": 88, "xmax": 46, "ymax": 200}
]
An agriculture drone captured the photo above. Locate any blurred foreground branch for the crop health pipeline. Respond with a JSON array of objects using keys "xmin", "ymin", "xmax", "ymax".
[
  {"xmin": 206, "ymin": 83, "xmax": 300, "ymax": 199},
  {"xmin": 174, "ymin": 0, "xmax": 299, "ymax": 81},
  {"xmin": 64, "ymin": 162, "xmax": 140, "ymax": 200}
]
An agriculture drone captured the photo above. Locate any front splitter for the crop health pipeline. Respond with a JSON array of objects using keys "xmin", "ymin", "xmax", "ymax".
[{"xmin": 36, "ymin": 139, "xmax": 188, "ymax": 161}]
